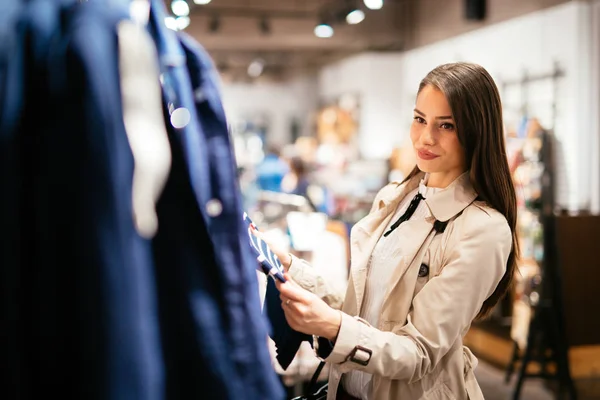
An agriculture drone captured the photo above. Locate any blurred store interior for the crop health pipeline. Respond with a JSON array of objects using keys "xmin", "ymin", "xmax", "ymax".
[
  {"xmin": 205, "ymin": 0, "xmax": 600, "ymax": 398},
  {"xmin": 3, "ymin": 0, "xmax": 600, "ymax": 399}
]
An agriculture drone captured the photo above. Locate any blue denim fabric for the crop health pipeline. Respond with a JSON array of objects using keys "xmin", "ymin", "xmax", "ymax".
[
  {"xmin": 1, "ymin": 1, "xmax": 283, "ymax": 399},
  {"xmin": 265, "ymin": 277, "xmax": 312, "ymax": 370},
  {"xmin": 0, "ymin": 1, "xmax": 164, "ymax": 399},
  {"xmin": 0, "ymin": 3, "xmax": 26, "ymax": 398},
  {"xmin": 148, "ymin": 3, "xmax": 283, "ymax": 396},
  {"xmin": 148, "ymin": 4, "xmax": 240, "ymax": 399},
  {"xmin": 179, "ymin": 31, "xmax": 284, "ymax": 399}
]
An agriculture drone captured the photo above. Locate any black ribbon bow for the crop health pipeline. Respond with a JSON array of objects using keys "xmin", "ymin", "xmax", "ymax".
[{"xmin": 383, "ymin": 192, "xmax": 425, "ymax": 237}]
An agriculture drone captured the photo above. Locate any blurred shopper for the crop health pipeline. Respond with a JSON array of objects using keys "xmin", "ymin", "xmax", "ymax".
[
  {"xmin": 282, "ymin": 156, "xmax": 333, "ymax": 215},
  {"xmin": 254, "ymin": 62, "xmax": 518, "ymax": 400},
  {"xmin": 256, "ymin": 145, "xmax": 289, "ymax": 193},
  {"xmin": 282, "ymin": 157, "xmax": 312, "ymax": 199}
]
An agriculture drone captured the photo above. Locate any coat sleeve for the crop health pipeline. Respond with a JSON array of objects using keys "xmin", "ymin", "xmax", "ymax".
[
  {"xmin": 287, "ymin": 255, "xmax": 345, "ymax": 310},
  {"xmin": 323, "ymin": 211, "xmax": 512, "ymax": 382}
]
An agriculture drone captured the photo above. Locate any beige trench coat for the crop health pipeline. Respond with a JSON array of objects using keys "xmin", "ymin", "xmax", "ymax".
[{"xmin": 289, "ymin": 171, "xmax": 512, "ymax": 400}]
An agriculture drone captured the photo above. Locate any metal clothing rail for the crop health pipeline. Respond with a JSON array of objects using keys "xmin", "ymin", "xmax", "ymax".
[{"xmin": 498, "ymin": 61, "xmax": 565, "ymax": 132}]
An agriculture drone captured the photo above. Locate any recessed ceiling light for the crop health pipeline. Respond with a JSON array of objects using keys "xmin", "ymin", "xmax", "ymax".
[
  {"xmin": 364, "ymin": 0, "xmax": 383, "ymax": 10},
  {"xmin": 176, "ymin": 16, "xmax": 191, "ymax": 30},
  {"xmin": 171, "ymin": 0, "xmax": 190, "ymax": 17},
  {"xmin": 346, "ymin": 9, "xmax": 365, "ymax": 24},
  {"xmin": 164, "ymin": 16, "xmax": 178, "ymax": 30},
  {"xmin": 194, "ymin": 0, "xmax": 211, "ymax": 4},
  {"xmin": 314, "ymin": 23, "xmax": 334, "ymax": 38}
]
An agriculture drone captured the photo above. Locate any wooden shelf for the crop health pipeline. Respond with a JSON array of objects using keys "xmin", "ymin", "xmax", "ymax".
[{"xmin": 464, "ymin": 326, "xmax": 600, "ymax": 380}]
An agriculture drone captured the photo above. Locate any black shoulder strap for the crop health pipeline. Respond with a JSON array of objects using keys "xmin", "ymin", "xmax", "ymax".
[{"xmin": 307, "ymin": 361, "xmax": 326, "ymax": 394}]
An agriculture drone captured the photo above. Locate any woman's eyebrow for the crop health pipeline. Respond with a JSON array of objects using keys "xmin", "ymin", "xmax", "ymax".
[{"xmin": 414, "ymin": 108, "xmax": 453, "ymax": 120}]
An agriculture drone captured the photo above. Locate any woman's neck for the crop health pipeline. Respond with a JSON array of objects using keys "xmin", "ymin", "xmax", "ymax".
[{"xmin": 426, "ymin": 170, "xmax": 466, "ymax": 189}]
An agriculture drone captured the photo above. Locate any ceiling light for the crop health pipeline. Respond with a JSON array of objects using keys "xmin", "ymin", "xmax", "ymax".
[
  {"xmin": 176, "ymin": 16, "xmax": 191, "ymax": 30},
  {"xmin": 363, "ymin": 0, "xmax": 383, "ymax": 10},
  {"xmin": 346, "ymin": 9, "xmax": 365, "ymax": 24},
  {"xmin": 171, "ymin": 0, "xmax": 190, "ymax": 17},
  {"xmin": 164, "ymin": 16, "xmax": 178, "ymax": 30},
  {"xmin": 314, "ymin": 23, "xmax": 334, "ymax": 38},
  {"xmin": 193, "ymin": 0, "xmax": 211, "ymax": 4}
]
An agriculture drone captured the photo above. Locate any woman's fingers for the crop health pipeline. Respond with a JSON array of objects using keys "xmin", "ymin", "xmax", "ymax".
[
  {"xmin": 278, "ymin": 280, "xmax": 310, "ymax": 303},
  {"xmin": 250, "ymin": 227, "xmax": 264, "ymax": 239}
]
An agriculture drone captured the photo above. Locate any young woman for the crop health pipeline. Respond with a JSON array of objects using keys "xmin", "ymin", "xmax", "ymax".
[{"xmin": 258, "ymin": 62, "xmax": 518, "ymax": 400}]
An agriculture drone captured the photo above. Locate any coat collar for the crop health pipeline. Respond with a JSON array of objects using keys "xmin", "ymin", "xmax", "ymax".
[
  {"xmin": 347, "ymin": 170, "xmax": 477, "ymax": 310},
  {"xmin": 382, "ymin": 170, "xmax": 477, "ymax": 222}
]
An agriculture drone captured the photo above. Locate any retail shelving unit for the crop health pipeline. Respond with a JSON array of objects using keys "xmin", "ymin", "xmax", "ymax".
[{"xmin": 506, "ymin": 124, "xmax": 577, "ymax": 399}]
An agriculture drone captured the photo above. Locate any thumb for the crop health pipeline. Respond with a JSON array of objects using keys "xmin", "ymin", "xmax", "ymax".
[
  {"xmin": 279, "ymin": 276, "xmax": 311, "ymax": 302},
  {"xmin": 283, "ymin": 273, "xmax": 299, "ymax": 287},
  {"xmin": 250, "ymin": 227, "xmax": 265, "ymax": 240}
]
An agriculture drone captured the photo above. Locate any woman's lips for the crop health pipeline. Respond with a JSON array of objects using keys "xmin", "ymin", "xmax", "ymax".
[{"xmin": 417, "ymin": 149, "xmax": 439, "ymax": 161}]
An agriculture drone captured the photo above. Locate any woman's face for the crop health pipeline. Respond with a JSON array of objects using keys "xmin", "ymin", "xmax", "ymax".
[{"xmin": 410, "ymin": 85, "xmax": 467, "ymax": 187}]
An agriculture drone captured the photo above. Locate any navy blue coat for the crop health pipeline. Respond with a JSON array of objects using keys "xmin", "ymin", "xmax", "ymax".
[
  {"xmin": 1, "ymin": 1, "xmax": 283, "ymax": 399},
  {"xmin": 149, "ymin": 4, "xmax": 283, "ymax": 399},
  {"xmin": 1, "ymin": 1, "xmax": 164, "ymax": 398}
]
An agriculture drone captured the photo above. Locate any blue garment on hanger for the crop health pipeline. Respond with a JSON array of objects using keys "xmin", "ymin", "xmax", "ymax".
[
  {"xmin": 148, "ymin": 6, "xmax": 241, "ymax": 399},
  {"xmin": 148, "ymin": 4, "xmax": 283, "ymax": 399},
  {"xmin": 264, "ymin": 277, "xmax": 312, "ymax": 370},
  {"xmin": 178, "ymin": 35, "xmax": 288, "ymax": 392},
  {"xmin": 0, "ymin": 2, "xmax": 26, "ymax": 398},
  {"xmin": 1, "ymin": 1, "xmax": 283, "ymax": 399},
  {"xmin": 0, "ymin": 1, "xmax": 164, "ymax": 399}
]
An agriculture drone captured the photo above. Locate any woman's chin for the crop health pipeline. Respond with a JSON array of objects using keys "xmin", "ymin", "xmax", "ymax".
[{"xmin": 416, "ymin": 160, "xmax": 437, "ymax": 173}]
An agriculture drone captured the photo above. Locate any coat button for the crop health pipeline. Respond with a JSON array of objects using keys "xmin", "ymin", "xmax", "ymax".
[
  {"xmin": 170, "ymin": 107, "xmax": 191, "ymax": 129},
  {"xmin": 418, "ymin": 263, "xmax": 429, "ymax": 278},
  {"xmin": 206, "ymin": 199, "xmax": 223, "ymax": 217}
]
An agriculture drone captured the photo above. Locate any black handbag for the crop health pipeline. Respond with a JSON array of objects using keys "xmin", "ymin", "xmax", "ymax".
[{"xmin": 291, "ymin": 361, "xmax": 328, "ymax": 400}]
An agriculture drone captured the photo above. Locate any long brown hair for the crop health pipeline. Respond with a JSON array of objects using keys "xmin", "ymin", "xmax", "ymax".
[{"xmin": 404, "ymin": 62, "xmax": 519, "ymax": 319}]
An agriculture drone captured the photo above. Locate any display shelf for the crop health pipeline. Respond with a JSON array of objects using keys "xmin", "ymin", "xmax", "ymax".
[{"xmin": 465, "ymin": 325, "xmax": 600, "ymax": 384}]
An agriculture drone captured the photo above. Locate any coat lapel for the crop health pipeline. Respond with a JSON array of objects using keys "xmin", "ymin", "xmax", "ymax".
[
  {"xmin": 381, "ymin": 219, "xmax": 436, "ymax": 321},
  {"xmin": 348, "ymin": 174, "xmax": 423, "ymax": 310},
  {"xmin": 381, "ymin": 171, "xmax": 479, "ymax": 323},
  {"xmin": 347, "ymin": 171, "xmax": 478, "ymax": 315}
]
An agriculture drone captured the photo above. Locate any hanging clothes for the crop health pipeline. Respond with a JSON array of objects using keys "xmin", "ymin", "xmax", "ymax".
[
  {"xmin": 265, "ymin": 277, "xmax": 312, "ymax": 370},
  {"xmin": 147, "ymin": 1, "xmax": 283, "ymax": 393},
  {"xmin": 0, "ymin": 1, "xmax": 165, "ymax": 399},
  {"xmin": 0, "ymin": 2, "xmax": 26, "ymax": 398},
  {"xmin": 0, "ymin": 0, "xmax": 283, "ymax": 399}
]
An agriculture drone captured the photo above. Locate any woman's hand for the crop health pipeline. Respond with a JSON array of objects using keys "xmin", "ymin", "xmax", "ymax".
[
  {"xmin": 251, "ymin": 228, "xmax": 292, "ymax": 270},
  {"xmin": 276, "ymin": 273, "xmax": 342, "ymax": 341}
]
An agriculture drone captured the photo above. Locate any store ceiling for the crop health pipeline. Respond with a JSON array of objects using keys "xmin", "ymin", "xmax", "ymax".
[{"xmin": 182, "ymin": 0, "xmax": 410, "ymax": 81}]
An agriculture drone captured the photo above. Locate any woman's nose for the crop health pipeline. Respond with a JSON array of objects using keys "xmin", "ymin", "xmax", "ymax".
[{"xmin": 420, "ymin": 125, "xmax": 436, "ymax": 146}]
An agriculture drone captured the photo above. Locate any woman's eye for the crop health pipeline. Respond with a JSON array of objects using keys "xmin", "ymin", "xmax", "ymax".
[
  {"xmin": 414, "ymin": 116, "xmax": 425, "ymax": 124},
  {"xmin": 441, "ymin": 123, "xmax": 455, "ymax": 130}
]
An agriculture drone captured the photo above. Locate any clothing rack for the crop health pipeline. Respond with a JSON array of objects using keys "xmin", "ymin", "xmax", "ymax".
[
  {"xmin": 504, "ymin": 129, "xmax": 577, "ymax": 400},
  {"xmin": 487, "ymin": 63, "xmax": 567, "ymax": 328},
  {"xmin": 498, "ymin": 61, "xmax": 565, "ymax": 131},
  {"xmin": 498, "ymin": 62, "xmax": 576, "ymax": 398}
]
